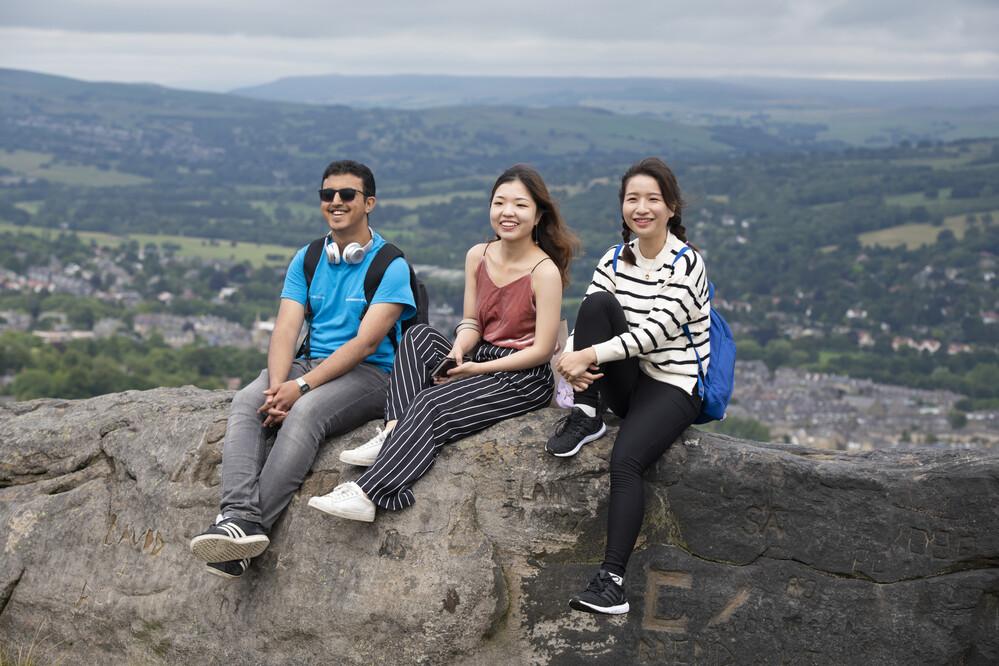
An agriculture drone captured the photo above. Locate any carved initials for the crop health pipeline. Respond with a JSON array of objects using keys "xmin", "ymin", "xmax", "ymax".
[{"xmin": 102, "ymin": 513, "xmax": 165, "ymax": 556}]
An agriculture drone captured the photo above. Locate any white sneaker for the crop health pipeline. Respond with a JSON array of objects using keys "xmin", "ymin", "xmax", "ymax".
[
  {"xmin": 339, "ymin": 427, "xmax": 391, "ymax": 466},
  {"xmin": 308, "ymin": 482, "xmax": 376, "ymax": 522}
]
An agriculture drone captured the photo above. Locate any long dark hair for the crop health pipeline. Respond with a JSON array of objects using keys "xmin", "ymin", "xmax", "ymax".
[
  {"xmin": 617, "ymin": 157, "xmax": 689, "ymax": 266},
  {"xmin": 490, "ymin": 164, "xmax": 579, "ymax": 287}
]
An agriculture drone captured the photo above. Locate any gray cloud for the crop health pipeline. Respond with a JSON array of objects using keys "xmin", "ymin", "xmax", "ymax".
[
  {"xmin": 2, "ymin": 0, "xmax": 996, "ymax": 45},
  {"xmin": 0, "ymin": 0, "xmax": 996, "ymax": 89}
]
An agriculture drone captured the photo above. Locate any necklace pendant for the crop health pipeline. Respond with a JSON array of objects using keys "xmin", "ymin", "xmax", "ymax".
[{"xmin": 645, "ymin": 273, "xmax": 650, "ymax": 280}]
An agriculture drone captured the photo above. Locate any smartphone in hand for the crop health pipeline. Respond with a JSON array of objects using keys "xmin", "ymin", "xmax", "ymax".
[
  {"xmin": 430, "ymin": 356, "xmax": 459, "ymax": 379},
  {"xmin": 431, "ymin": 355, "xmax": 472, "ymax": 379}
]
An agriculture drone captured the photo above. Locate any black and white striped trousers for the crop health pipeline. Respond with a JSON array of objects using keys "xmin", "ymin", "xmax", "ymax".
[{"xmin": 356, "ymin": 323, "xmax": 553, "ymax": 510}]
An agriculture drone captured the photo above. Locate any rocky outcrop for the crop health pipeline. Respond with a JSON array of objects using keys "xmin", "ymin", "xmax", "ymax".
[{"xmin": 1, "ymin": 387, "xmax": 997, "ymax": 665}]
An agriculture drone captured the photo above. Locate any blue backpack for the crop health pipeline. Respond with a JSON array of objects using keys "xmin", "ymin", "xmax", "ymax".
[{"xmin": 613, "ymin": 243, "xmax": 735, "ymax": 423}]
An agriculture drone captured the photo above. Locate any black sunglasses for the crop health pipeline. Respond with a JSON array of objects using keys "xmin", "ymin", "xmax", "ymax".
[{"xmin": 318, "ymin": 187, "xmax": 369, "ymax": 203}]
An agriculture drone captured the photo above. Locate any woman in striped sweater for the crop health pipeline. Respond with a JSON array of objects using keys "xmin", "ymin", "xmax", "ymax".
[
  {"xmin": 548, "ymin": 157, "xmax": 710, "ymax": 615},
  {"xmin": 308, "ymin": 164, "xmax": 578, "ymax": 522}
]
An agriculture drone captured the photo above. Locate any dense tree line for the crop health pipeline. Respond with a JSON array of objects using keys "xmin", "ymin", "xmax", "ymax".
[{"xmin": 0, "ymin": 331, "xmax": 264, "ymax": 400}]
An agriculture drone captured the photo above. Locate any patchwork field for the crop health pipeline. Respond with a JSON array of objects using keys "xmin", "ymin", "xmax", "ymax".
[
  {"xmin": 857, "ymin": 211, "xmax": 995, "ymax": 250},
  {"xmin": 0, "ymin": 149, "xmax": 151, "ymax": 187},
  {"xmin": 0, "ymin": 222, "xmax": 296, "ymax": 266}
]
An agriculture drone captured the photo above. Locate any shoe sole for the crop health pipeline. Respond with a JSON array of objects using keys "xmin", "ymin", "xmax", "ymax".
[
  {"xmin": 204, "ymin": 564, "xmax": 242, "ymax": 580},
  {"xmin": 546, "ymin": 422, "xmax": 607, "ymax": 458},
  {"xmin": 189, "ymin": 534, "xmax": 269, "ymax": 563},
  {"xmin": 307, "ymin": 496, "xmax": 375, "ymax": 522},
  {"xmin": 568, "ymin": 597, "xmax": 630, "ymax": 615},
  {"xmin": 339, "ymin": 450, "xmax": 376, "ymax": 466}
]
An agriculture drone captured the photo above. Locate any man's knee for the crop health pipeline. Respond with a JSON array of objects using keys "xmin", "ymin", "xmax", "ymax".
[
  {"xmin": 281, "ymin": 389, "xmax": 376, "ymax": 442},
  {"xmin": 274, "ymin": 411, "xmax": 325, "ymax": 456},
  {"xmin": 231, "ymin": 377, "xmax": 266, "ymax": 412},
  {"xmin": 280, "ymin": 396, "xmax": 327, "ymax": 433}
]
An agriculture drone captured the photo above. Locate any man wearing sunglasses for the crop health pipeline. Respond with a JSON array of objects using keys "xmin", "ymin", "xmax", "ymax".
[{"xmin": 190, "ymin": 160, "xmax": 416, "ymax": 578}]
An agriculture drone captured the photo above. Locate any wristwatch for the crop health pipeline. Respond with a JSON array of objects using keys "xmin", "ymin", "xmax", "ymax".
[{"xmin": 295, "ymin": 377, "xmax": 311, "ymax": 394}]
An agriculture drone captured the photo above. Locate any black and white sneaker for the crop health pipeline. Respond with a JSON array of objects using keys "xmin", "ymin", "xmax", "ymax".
[
  {"xmin": 205, "ymin": 558, "xmax": 251, "ymax": 579},
  {"xmin": 569, "ymin": 569, "xmax": 630, "ymax": 615},
  {"xmin": 546, "ymin": 407, "xmax": 607, "ymax": 457},
  {"xmin": 190, "ymin": 515, "xmax": 269, "ymax": 563}
]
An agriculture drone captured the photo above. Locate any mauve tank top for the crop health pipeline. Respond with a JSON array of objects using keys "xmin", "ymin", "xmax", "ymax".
[{"xmin": 475, "ymin": 256, "xmax": 540, "ymax": 350}]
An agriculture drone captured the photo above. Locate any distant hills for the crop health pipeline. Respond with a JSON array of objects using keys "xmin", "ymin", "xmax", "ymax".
[
  {"xmin": 0, "ymin": 67, "xmax": 730, "ymax": 189},
  {"xmin": 230, "ymin": 73, "xmax": 999, "ymax": 146},
  {"xmin": 231, "ymin": 74, "xmax": 999, "ymax": 111}
]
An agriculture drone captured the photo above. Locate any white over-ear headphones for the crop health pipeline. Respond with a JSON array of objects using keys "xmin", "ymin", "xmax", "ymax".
[{"xmin": 324, "ymin": 231, "xmax": 374, "ymax": 265}]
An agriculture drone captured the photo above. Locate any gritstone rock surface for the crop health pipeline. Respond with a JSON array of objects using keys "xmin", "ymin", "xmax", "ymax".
[{"xmin": 1, "ymin": 387, "xmax": 997, "ymax": 664}]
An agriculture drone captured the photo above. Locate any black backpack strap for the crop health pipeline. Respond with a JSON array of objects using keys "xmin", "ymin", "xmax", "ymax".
[
  {"xmin": 303, "ymin": 237, "xmax": 326, "ymax": 301},
  {"xmin": 296, "ymin": 236, "xmax": 326, "ymax": 358},
  {"xmin": 362, "ymin": 243, "xmax": 404, "ymax": 309},
  {"xmin": 361, "ymin": 243, "xmax": 407, "ymax": 351}
]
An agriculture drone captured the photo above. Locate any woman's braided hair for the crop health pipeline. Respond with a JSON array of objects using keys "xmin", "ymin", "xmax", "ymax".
[{"xmin": 617, "ymin": 157, "xmax": 687, "ymax": 266}]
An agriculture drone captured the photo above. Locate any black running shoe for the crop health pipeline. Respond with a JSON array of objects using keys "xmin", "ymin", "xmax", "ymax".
[
  {"xmin": 546, "ymin": 407, "xmax": 607, "ymax": 457},
  {"xmin": 190, "ymin": 515, "xmax": 269, "ymax": 563},
  {"xmin": 205, "ymin": 558, "xmax": 250, "ymax": 579},
  {"xmin": 569, "ymin": 569, "xmax": 630, "ymax": 615}
]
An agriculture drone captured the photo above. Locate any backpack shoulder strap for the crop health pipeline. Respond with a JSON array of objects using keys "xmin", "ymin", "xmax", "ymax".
[
  {"xmin": 297, "ymin": 236, "xmax": 326, "ymax": 359},
  {"xmin": 303, "ymin": 237, "xmax": 326, "ymax": 290},
  {"xmin": 683, "ymin": 321, "xmax": 706, "ymax": 398},
  {"xmin": 671, "ymin": 244, "xmax": 702, "ymax": 395},
  {"xmin": 363, "ymin": 243, "xmax": 404, "ymax": 308},
  {"xmin": 361, "ymin": 242, "xmax": 410, "ymax": 352},
  {"xmin": 670, "ymin": 245, "xmax": 690, "ymax": 267},
  {"xmin": 611, "ymin": 243, "xmax": 625, "ymax": 273},
  {"xmin": 302, "ymin": 236, "xmax": 326, "ymax": 312},
  {"xmin": 670, "ymin": 244, "xmax": 713, "ymax": 302}
]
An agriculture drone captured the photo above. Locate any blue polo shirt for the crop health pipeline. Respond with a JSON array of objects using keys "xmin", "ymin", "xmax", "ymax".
[{"xmin": 281, "ymin": 231, "xmax": 416, "ymax": 371}]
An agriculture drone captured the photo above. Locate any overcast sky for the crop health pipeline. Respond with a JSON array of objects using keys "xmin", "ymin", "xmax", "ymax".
[{"xmin": 1, "ymin": 0, "xmax": 997, "ymax": 91}]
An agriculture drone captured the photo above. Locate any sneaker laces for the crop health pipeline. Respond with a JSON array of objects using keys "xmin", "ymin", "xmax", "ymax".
[
  {"xmin": 585, "ymin": 570, "xmax": 611, "ymax": 594},
  {"xmin": 357, "ymin": 427, "xmax": 390, "ymax": 451},
  {"xmin": 328, "ymin": 483, "xmax": 363, "ymax": 500},
  {"xmin": 555, "ymin": 408, "xmax": 598, "ymax": 438},
  {"xmin": 587, "ymin": 570, "xmax": 620, "ymax": 595}
]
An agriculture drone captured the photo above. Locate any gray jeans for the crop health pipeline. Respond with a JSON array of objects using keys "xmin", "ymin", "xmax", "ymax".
[{"xmin": 220, "ymin": 359, "xmax": 388, "ymax": 530}]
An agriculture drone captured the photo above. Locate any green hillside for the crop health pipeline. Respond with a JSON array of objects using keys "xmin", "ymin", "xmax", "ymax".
[{"xmin": 1, "ymin": 69, "xmax": 997, "ymax": 405}]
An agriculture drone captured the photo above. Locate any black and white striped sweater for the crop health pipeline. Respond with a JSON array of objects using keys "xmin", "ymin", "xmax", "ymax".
[{"xmin": 571, "ymin": 232, "xmax": 711, "ymax": 395}]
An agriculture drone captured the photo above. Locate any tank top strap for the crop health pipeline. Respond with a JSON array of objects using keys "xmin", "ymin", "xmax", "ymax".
[{"xmin": 530, "ymin": 256, "xmax": 552, "ymax": 273}]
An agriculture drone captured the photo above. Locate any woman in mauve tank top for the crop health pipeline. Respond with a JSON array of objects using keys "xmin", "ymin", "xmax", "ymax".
[{"xmin": 309, "ymin": 165, "xmax": 579, "ymax": 520}]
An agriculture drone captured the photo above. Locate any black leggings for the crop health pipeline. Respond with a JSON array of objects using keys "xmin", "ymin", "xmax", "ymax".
[{"xmin": 573, "ymin": 291, "xmax": 701, "ymax": 576}]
